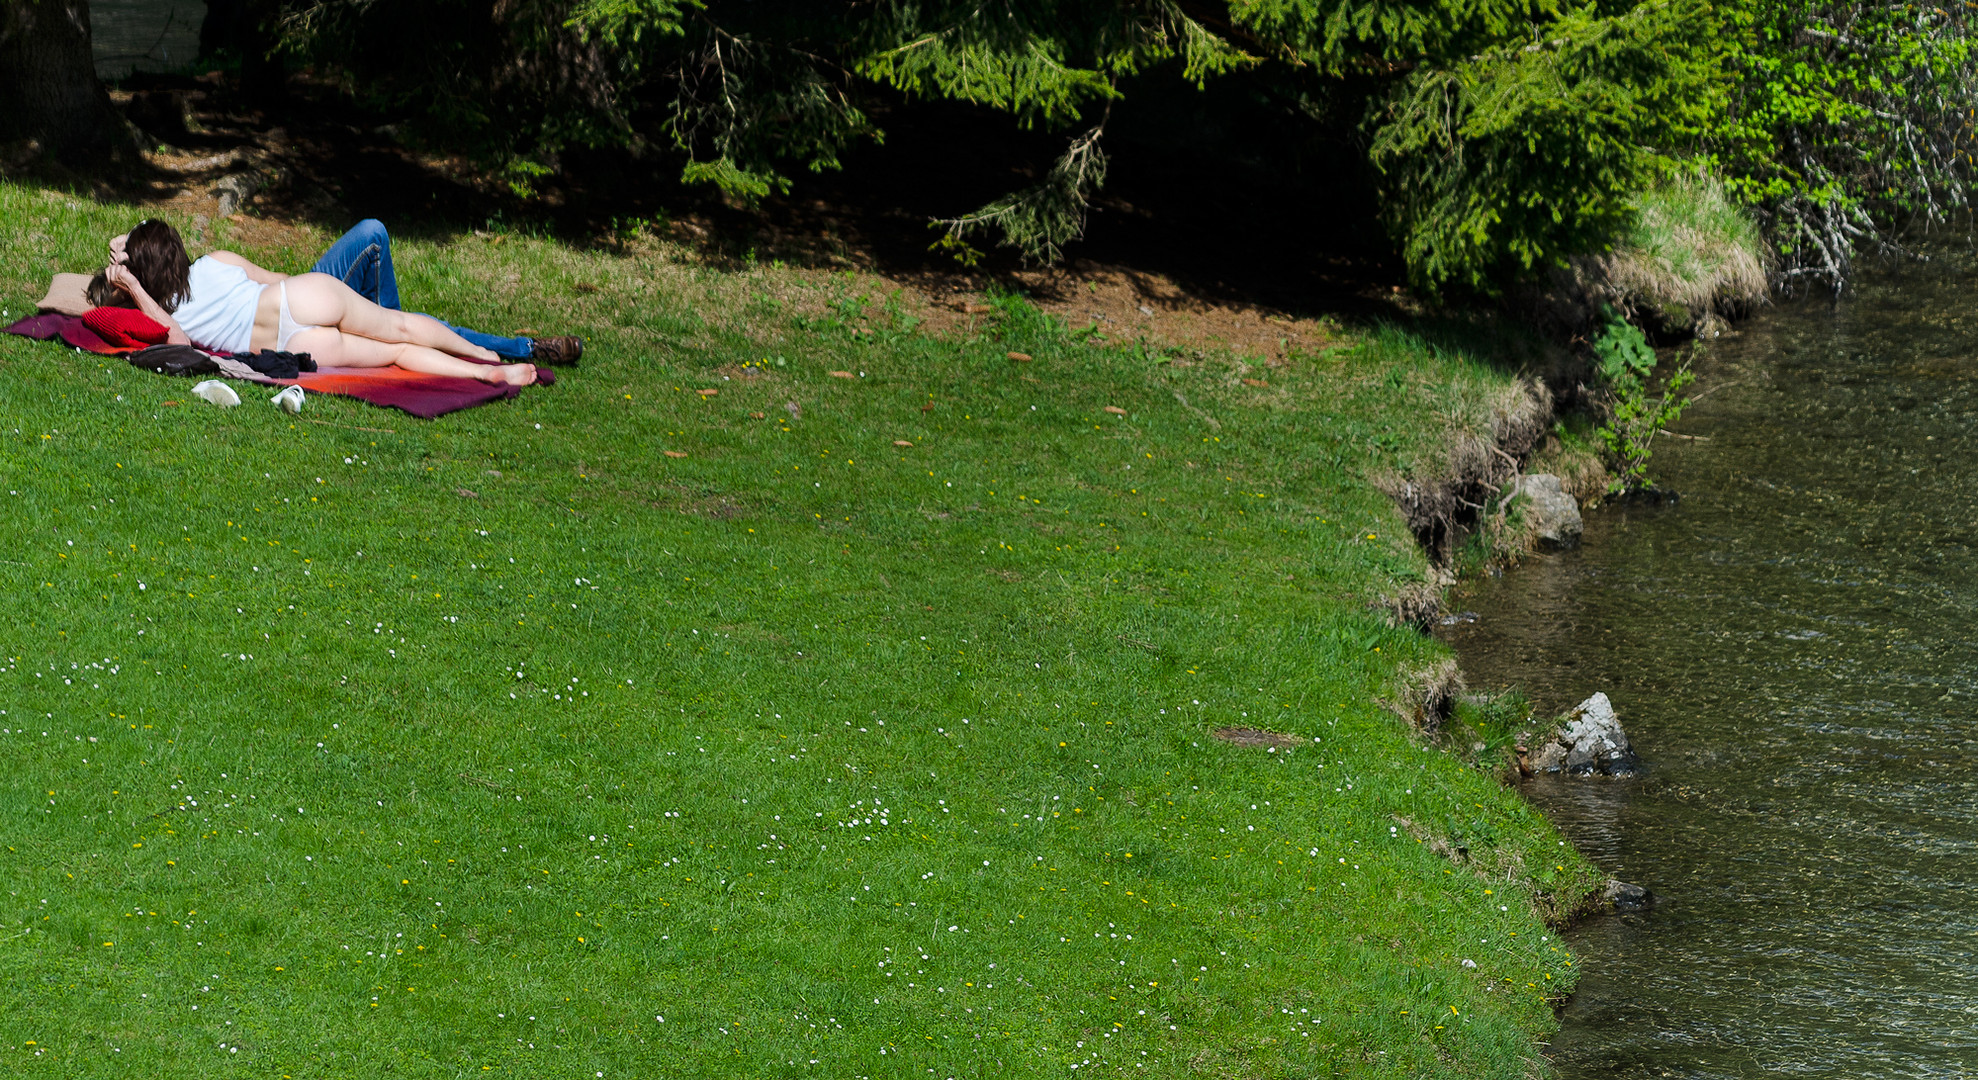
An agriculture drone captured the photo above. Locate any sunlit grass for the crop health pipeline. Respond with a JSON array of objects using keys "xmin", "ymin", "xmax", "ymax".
[
  {"xmin": 1594, "ymin": 169, "xmax": 1770, "ymax": 327},
  {"xmin": 0, "ymin": 181, "xmax": 1598, "ymax": 1077}
]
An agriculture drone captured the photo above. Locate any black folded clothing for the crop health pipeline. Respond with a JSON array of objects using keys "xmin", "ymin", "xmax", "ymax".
[{"xmin": 228, "ymin": 349, "xmax": 318, "ymax": 380}]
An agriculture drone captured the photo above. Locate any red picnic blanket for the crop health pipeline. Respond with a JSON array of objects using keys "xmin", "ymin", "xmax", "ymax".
[{"xmin": 4, "ymin": 313, "xmax": 553, "ymax": 420}]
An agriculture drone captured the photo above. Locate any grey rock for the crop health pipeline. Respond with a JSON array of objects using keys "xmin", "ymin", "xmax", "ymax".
[
  {"xmin": 214, "ymin": 172, "xmax": 260, "ymax": 217},
  {"xmin": 1511, "ymin": 473, "xmax": 1583, "ymax": 548},
  {"xmin": 1528, "ymin": 692, "xmax": 1642, "ymax": 777},
  {"xmin": 1603, "ymin": 879, "xmax": 1653, "ymax": 910},
  {"xmin": 1529, "ymin": 741, "xmax": 1567, "ymax": 772}
]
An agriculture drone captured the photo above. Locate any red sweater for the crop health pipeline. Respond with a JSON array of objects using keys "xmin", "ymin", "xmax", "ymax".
[{"xmin": 81, "ymin": 306, "xmax": 170, "ymax": 350}]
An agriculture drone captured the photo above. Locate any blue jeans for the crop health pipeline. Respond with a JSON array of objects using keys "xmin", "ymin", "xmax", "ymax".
[{"xmin": 309, "ymin": 220, "xmax": 535, "ymax": 360}]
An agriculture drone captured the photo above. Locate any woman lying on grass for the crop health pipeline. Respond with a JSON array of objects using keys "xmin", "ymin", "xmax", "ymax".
[{"xmin": 95, "ymin": 219, "xmax": 541, "ymax": 386}]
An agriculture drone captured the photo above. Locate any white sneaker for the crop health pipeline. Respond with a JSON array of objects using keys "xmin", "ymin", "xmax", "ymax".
[
  {"xmin": 271, "ymin": 385, "xmax": 305, "ymax": 414},
  {"xmin": 190, "ymin": 380, "xmax": 240, "ymax": 407}
]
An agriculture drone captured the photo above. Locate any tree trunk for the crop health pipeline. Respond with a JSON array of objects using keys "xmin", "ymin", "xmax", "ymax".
[
  {"xmin": 0, "ymin": 0, "xmax": 137, "ymax": 163},
  {"xmin": 199, "ymin": 0, "xmax": 285, "ymax": 104},
  {"xmin": 198, "ymin": 0, "xmax": 244, "ymax": 57}
]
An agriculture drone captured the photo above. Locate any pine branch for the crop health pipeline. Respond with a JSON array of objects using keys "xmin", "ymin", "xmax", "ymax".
[{"xmin": 931, "ymin": 111, "xmax": 1111, "ymax": 265}]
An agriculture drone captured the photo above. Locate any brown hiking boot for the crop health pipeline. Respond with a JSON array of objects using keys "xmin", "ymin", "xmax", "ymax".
[{"xmin": 530, "ymin": 335, "xmax": 584, "ymax": 366}]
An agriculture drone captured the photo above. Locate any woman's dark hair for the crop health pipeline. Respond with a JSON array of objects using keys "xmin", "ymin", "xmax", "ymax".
[
  {"xmin": 86, "ymin": 270, "xmax": 136, "ymax": 309},
  {"xmin": 123, "ymin": 219, "xmax": 191, "ymax": 312}
]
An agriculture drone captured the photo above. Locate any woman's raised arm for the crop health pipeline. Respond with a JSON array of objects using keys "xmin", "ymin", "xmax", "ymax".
[
  {"xmin": 105, "ymin": 264, "xmax": 191, "ymax": 346},
  {"xmin": 205, "ymin": 250, "xmax": 289, "ymax": 285}
]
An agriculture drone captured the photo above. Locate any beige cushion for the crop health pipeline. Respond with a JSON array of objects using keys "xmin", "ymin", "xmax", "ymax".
[{"xmin": 36, "ymin": 273, "xmax": 93, "ymax": 316}]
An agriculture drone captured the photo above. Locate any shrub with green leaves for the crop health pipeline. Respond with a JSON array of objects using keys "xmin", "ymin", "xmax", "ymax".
[
  {"xmin": 1591, "ymin": 310, "xmax": 1694, "ymax": 492},
  {"xmin": 273, "ymin": 0, "xmax": 1978, "ymax": 292},
  {"xmin": 1705, "ymin": 0, "xmax": 1978, "ymax": 284},
  {"xmin": 280, "ymin": 0, "xmax": 1723, "ymax": 290}
]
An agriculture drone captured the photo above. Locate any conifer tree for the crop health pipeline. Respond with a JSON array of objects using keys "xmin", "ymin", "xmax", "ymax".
[{"xmin": 281, "ymin": 0, "xmax": 1977, "ymax": 289}]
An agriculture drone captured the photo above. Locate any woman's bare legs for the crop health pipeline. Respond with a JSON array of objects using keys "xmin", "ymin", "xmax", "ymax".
[
  {"xmin": 290, "ymin": 327, "xmax": 538, "ymax": 385},
  {"xmin": 280, "ymin": 272, "xmax": 499, "ymax": 361}
]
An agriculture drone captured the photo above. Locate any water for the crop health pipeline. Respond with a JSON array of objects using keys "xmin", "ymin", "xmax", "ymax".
[
  {"xmin": 92, "ymin": 0, "xmax": 207, "ymax": 78},
  {"xmin": 1441, "ymin": 256, "xmax": 1978, "ymax": 1078}
]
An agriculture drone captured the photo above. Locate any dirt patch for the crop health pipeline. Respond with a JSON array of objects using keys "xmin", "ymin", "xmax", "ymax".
[
  {"xmin": 904, "ymin": 263, "xmax": 1353, "ymax": 365},
  {"xmin": 55, "ymin": 70, "xmax": 1418, "ymax": 367},
  {"xmin": 1211, "ymin": 727, "xmax": 1307, "ymax": 750}
]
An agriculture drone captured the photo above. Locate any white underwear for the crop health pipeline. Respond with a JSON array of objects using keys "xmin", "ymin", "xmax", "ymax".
[{"xmin": 275, "ymin": 280, "xmax": 324, "ymax": 353}]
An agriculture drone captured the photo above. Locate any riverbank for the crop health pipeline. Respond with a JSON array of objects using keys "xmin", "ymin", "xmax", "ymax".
[
  {"xmin": 1437, "ymin": 254, "xmax": 1978, "ymax": 1072},
  {"xmin": 0, "ymin": 178, "xmax": 1602, "ymax": 1077}
]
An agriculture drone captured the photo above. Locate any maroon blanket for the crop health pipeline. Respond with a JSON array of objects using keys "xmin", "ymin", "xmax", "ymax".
[
  {"xmin": 7, "ymin": 311, "xmax": 121, "ymax": 353},
  {"xmin": 5, "ymin": 314, "xmax": 553, "ymax": 420}
]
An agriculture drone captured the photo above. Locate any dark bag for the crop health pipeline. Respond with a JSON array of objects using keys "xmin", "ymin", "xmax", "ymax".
[{"xmin": 128, "ymin": 344, "xmax": 220, "ymax": 377}]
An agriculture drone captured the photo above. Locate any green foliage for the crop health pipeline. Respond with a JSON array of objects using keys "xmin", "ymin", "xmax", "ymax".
[
  {"xmin": 679, "ymin": 156, "xmax": 779, "ymax": 200},
  {"xmin": 566, "ymin": 0, "xmax": 699, "ymax": 45},
  {"xmin": 1231, "ymin": 0, "xmax": 1554, "ymax": 75},
  {"xmin": 282, "ymin": 0, "xmax": 1731, "ymax": 283},
  {"xmin": 1370, "ymin": 0, "xmax": 1724, "ymax": 293},
  {"xmin": 275, "ymin": 0, "xmax": 1978, "ymax": 293},
  {"xmin": 855, "ymin": 6, "xmax": 1120, "ymax": 127},
  {"xmin": 1591, "ymin": 311, "xmax": 1694, "ymax": 492},
  {"xmin": 1590, "ymin": 303, "xmax": 1655, "ymax": 393},
  {"xmin": 934, "ymin": 121, "xmax": 1109, "ymax": 264},
  {"xmin": 498, "ymin": 155, "xmax": 556, "ymax": 199},
  {"xmin": 1703, "ymin": 0, "xmax": 1978, "ymax": 283},
  {"xmin": 928, "ymin": 229, "xmax": 986, "ymax": 267}
]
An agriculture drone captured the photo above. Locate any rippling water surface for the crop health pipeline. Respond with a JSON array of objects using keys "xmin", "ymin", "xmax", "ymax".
[{"xmin": 1441, "ymin": 257, "xmax": 1978, "ymax": 1078}]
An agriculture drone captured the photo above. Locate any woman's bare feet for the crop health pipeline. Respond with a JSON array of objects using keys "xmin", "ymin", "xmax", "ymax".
[{"xmin": 482, "ymin": 363, "xmax": 538, "ymax": 386}]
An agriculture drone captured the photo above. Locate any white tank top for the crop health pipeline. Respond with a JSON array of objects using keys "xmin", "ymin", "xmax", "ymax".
[{"xmin": 173, "ymin": 256, "xmax": 264, "ymax": 354}]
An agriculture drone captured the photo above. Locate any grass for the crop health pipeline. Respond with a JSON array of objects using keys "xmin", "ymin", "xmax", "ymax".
[
  {"xmin": 1576, "ymin": 169, "xmax": 1770, "ymax": 330},
  {"xmin": 0, "ymin": 181, "xmax": 1600, "ymax": 1077}
]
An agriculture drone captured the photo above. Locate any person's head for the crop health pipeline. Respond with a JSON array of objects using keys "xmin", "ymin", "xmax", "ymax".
[{"xmin": 117, "ymin": 219, "xmax": 191, "ymax": 311}]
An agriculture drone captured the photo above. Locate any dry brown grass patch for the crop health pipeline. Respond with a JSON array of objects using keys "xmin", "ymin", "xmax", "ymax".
[{"xmin": 1211, "ymin": 727, "xmax": 1307, "ymax": 749}]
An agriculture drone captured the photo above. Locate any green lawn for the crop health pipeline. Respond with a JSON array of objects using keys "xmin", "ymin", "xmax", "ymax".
[{"xmin": 0, "ymin": 182, "xmax": 1595, "ymax": 1077}]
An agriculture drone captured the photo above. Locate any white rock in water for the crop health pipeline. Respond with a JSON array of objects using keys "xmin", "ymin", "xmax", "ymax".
[{"xmin": 1530, "ymin": 692, "xmax": 1641, "ymax": 776}]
